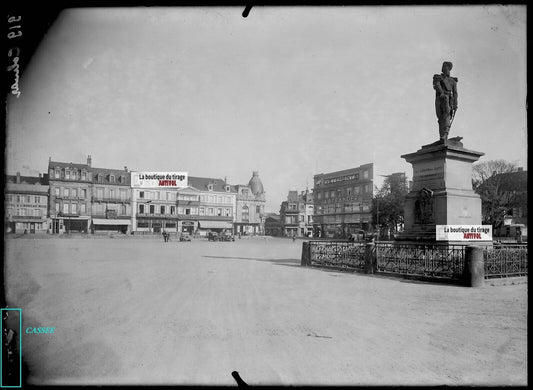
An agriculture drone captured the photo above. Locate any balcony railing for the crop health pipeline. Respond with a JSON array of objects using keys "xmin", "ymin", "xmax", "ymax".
[{"xmin": 92, "ymin": 196, "xmax": 131, "ymax": 203}]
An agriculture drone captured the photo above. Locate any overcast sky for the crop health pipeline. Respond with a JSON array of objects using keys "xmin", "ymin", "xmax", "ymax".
[{"xmin": 6, "ymin": 5, "xmax": 527, "ymax": 212}]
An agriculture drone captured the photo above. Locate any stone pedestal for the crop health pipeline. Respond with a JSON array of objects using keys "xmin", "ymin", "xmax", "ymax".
[{"xmin": 395, "ymin": 137, "xmax": 484, "ymax": 244}]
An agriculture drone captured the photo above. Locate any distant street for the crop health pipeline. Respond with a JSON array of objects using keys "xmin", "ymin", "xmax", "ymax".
[{"xmin": 5, "ymin": 236, "xmax": 527, "ymax": 386}]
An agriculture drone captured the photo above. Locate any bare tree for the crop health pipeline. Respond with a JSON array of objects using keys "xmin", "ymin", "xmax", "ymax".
[{"xmin": 472, "ymin": 160, "xmax": 525, "ymax": 229}]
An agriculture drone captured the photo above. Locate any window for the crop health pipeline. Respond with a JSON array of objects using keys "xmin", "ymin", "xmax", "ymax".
[
  {"xmin": 354, "ymin": 186, "xmax": 360, "ymax": 195},
  {"xmin": 63, "ymin": 188, "xmax": 69, "ymax": 197},
  {"xmin": 71, "ymin": 203, "xmax": 77, "ymax": 213},
  {"xmin": 225, "ymin": 208, "xmax": 231, "ymax": 217},
  {"xmin": 65, "ymin": 170, "xmax": 70, "ymax": 180},
  {"xmin": 225, "ymin": 185, "xmax": 230, "ymax": 192},
  {"xmin": 156, "ymin": 192, "xmax": 160, "ymax": 200},
  {"xmin": 256, "ymin": 206, "xmax": 261, "ymax": 214},
  {"xmin": 161, "ymin": 205, "xmax": 166, "ymax": 214},
  {"xmin": 98, "ymin": 174, "xmax": 103, "ymax": 182},
  {"xmin": 19, "ymin": 209, "xmax": 26, "ymax": 216},
  {"xmin": 199, "ymin": 207, "xmax": 205, "ymax": 216},
  {"xmin": 324, "ymin": 191, "xmax": 329, "ymax": 199},
  {"xmin": 217, "ymin": 196, "xmax": 222, "ymax": 204},
  {"xmin": 82, "ymin": 189, "xmax": 87, "ymax": 198},
  {"xmin": 110, "ymin": 175, "xmax": 115, "ymax": 183},
  {"xmin": 139, "ymin": 191, "xmax": 145, "ymax": 198},
  {"xmin": 137, "ymin": 222, "xmax": 149, "ymax": 228},
  {"xmin": 35, "ymin": 196, "xmax": 41, "ymax": 203},
  {"xmin": 185, "ymin": 208, "xmax": 190, "ymax": 215},
  {"xmin": 171, "ymin": 206, "xmax": 176, "ymax": 215},
  {"xmin": 63, "ymin": 203, "xmax": 69, "ymax": 213},
  {"xmin": 81, "ymin": 171, "xmax": 87, "ymax": 180},
  {"xmin": 72, "ymin": 189, "xmax": 78, "ymax": 198},
  {"xmin": 55, "ymin": 188, "xmax": 60, "ymax": 196},
  {"xmin": 110, "ymin": 189, "xmax": 115, "ymax": 199},
  {"xmin": 96, "ymin": 188, "xmax": 104, "ymax": 199},
  {"xmin": 208, "ymin": 184, "xmax": 213, "ymax": 191},
  {"xmin": 120, "ymin": 205, "xmax": 126, "ymax": 215},
  {"xmin": 363, "ymin": 170, "xmax": 369, "ymax": 179},
  {"xmin": 208, "ymin": 208, "xmax": 214, "ymax": 216},
  {"xmin": 217, "ymin": 208, "xmax": 222, "ymax": 216},
  {"xmin": 208, "ymin": 195, "xmax": 214, "ymax": 203},
  {"xmin": 166, "ymin": 192, "xmax": 171, "ymax": 201},
  {"xmin": 120, "ymin": 189, "xmax": 127, "ymax": 200},
  {"xmin": 139, "ymin": 204, "xmax": 145, "ymax": 214},
  {"xmin": 55, "ymin": 203, "xmax": 60, "ymax": 212},
  {"xmin": 149, "ymin": 205, "xmax": 155, "ymax": 214},
  {"xmin": 81, "ymin": 203, "xmax": 86, "ymax": 213},
  {"xmin": 55, "ymin": 169, "xmax": 60, "ymax": 178},
  {"xmin": 25, "ymin": 195, "xmax": 31, "ymax": 203},
  {"xmin": 120, "ymin": 175, "xmax": 125, "ymax": 183}
]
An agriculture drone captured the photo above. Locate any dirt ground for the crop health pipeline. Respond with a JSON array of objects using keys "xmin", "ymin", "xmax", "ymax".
[{"xmin": 3, "ymin": 236, "xmax": 527, "ymax": 386}]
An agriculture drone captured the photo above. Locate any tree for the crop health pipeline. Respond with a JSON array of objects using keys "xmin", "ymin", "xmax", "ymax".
[
  {"xmin": 371, "ymin": 173, "xmax": 409, "ymax": 238},
  {"xmin": 472, "ymin": 159, "xmax": 525, "ymax": 229}
]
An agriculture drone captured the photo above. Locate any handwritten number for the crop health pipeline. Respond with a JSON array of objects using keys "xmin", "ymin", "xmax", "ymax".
[
  {"xmin": 8, "ymin": 31, "xmax": 22, "ymax": 39},
  {"xmin": 8, "ymin": 16, "xmax": 22, "ymax": 23}
]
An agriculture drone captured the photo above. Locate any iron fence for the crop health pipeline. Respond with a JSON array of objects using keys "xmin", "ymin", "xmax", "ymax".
[
  {"xmin": 375, "ymin": 243, "xmax": 466, "ymax": 279},
  {"xmin": 484, "ymin": 244, "xmax": 528, "ymax": 278},
  {"xmin": 309, "ymin": 241, "xmax": 366, "ymax": 270}
]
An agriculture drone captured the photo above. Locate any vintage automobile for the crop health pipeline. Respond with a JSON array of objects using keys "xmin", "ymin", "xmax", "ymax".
[
  {"xmin": 207, "ymin": 231, "xmax": 219, "ymax": 241},
  {"xmin": 179, "ymin": 232, "xmax": 192, "ymax": 242},
  {"xmin": 219, "ymin": 231, "xmax": 235, "ymax": 241}
]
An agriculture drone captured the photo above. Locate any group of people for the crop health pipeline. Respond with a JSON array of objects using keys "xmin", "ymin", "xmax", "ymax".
[{"xmin": 162, "ymin": 230, "xmax": 170, "ymax": 242}]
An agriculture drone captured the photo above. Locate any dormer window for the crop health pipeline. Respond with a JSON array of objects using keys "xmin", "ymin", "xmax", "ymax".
[
  {"xmin": 225, "ymin": 185, "xmax": 230, "ymax": 192},
  {"xmin": 98, "ymin": 174, "xmax": 103, "ymax": 182},
  {"xmin": 208, "ymin": 184, "xmax": 213, "ymax": 191},
  {"xmin": 55, "ymin": 169, "xmax": 60, "ymax": 178},
  {"xmin": 120, "ymin": 175, "xmax": 125, "ymax": 183},
  {"xmin": 81, "ymin": 171, "xmax": 87, "ymax": 180},
  {"xmin": 65, "ymin": 170, "xmax": 70, "ymax": 180},
  {"xmin": 110, "ymin": 175, "xmax": 115, "ymax": 183}
]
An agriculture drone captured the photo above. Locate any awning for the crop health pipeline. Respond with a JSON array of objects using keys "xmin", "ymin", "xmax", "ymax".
[
  {"xmin": 198, "ymin": 221, "xmax": 233, "ymax": 229},
  {"xmin": 92, "ymin": 219, "xmax": 131, "ymax": 226}
]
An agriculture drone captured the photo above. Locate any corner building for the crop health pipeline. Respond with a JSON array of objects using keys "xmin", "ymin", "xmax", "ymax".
[
  {"xmin": 313, "ymin": 163, "xmax": 374, "ymax": 238},
  {"xmin": 234, "ymin": 171, "xmax": 266, "ymax": 235}
]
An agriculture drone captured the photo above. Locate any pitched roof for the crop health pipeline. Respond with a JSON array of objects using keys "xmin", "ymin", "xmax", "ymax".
[
  {"xmin": 188, "ymin": 176, "xmax": 237, "ymax": 193},
  {"xmin": 5, "ymin": 174, "xmax": 49, "ymax": 185}
]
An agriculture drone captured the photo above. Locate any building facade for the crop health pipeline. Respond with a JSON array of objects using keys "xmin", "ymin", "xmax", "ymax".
[
  {"xmin": 5, "ymin": 173, "xmax": 49, "ymax": 234},
  {"xmin": 48, "ymin": 158, "xmax": 93, "ymax": 233},
  {"xmin": 187, "ymin": 176, "xmax": 237, "ymax": 236},
  {"xmin": 313, "ymin": 163, "xmax": 374, "ymax": 238},
  {"xmin": 90, "ymin": 163, "xmax": 132, "ymax": 233},
  {"xmin": 234, "ymin": 171, "xmax": 266, "ymax": 235},
  {"xmin": 279, "ymin": 189, "xmax": 314, "ymax": 237},
  {"xmin": 131, "ymin": 178, "xmax": 180, "ymax": 234}
]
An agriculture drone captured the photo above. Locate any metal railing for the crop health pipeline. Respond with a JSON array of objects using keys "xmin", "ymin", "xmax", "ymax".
[
  {"xmin": 484, "ymin": 244, "xmax": 528, "ymax": 278},
  {"xmin": 308, "ymin": 241, "xmax": 366, "ymax": 270},
  {"xmin": 375, "ymin": 243, "xmax": 466, "ymax": 279}
]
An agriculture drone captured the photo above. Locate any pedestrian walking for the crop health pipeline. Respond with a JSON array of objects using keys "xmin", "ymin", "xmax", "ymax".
[{"xmin": 162, "ymin": 230, "xmax": 167, "ymax": 243}]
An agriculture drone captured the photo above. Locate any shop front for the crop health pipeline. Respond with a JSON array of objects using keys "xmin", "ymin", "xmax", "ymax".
[
  {"xmin": 91, "ymin": 218, "xmax": 131, "ymax": 234},
  {"xmin": 197, "ymin": 220, "xmax": 233, "ymax": 236}
]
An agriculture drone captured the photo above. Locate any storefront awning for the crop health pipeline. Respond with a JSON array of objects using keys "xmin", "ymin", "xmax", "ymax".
[
  {"xmin": 92, "ymin": 219, "xmax": 131, "ymax": 225},
  {"xmin": 198, "ymin": 221, "xmax": 233, "ymax": 229}
]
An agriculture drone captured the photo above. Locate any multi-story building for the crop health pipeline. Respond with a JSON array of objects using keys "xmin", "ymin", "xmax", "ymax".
[
  {"xmin": 234, "ymin": 171, "xmax": 266, "ymax": 235},
  {"xmin": 313, "ymin": 163, "xmax": 374, "ymax": 238},
  {"xmin": 279, "ymin": 189, "xmax": 314, "ymax": 237},
  {"xmin": 48, "ymin": 157, "xmax": 93, "ymax": 233},
  {"xmin": 5, "ymin": 172, "xmax": 49, "ymax": 234},
  {"xmin": 131, "ymin": 175, "xmax": 180, "ymax": 234},
  {"xmin": 90, "ymin": 163, "xmax": 132, "ymax": 233},
  {"xmin": 188, "ymin": 176, "xmax": 237, "ymax": 236}
]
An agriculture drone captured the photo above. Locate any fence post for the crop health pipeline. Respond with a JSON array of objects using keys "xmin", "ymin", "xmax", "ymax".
[
  {"xmin": 301, "ymin": 241, "xmax": 310, "ymax": 266},
  {"xmin": 364, "ymin": 241, "xmax": 375, "ymax": 274},
  {"xmin": 464, "ymin": 246, "xmax": 484, "ymax": 287}
]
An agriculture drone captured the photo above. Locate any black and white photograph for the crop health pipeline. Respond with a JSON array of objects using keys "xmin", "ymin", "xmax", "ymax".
[{"xmin": 3, "ymin": 4, "xmax": 527, "ymax": 386}]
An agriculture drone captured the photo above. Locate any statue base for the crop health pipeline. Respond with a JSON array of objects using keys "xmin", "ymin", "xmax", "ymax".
[{"xmin": 395, "ymin": 137, "xmax": 490, "ymax": 246}]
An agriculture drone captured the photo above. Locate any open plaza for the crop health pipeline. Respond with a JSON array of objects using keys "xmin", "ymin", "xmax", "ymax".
[{"xmin": 4, "ymin": 235, "xmax": 527, "ymax": 386}]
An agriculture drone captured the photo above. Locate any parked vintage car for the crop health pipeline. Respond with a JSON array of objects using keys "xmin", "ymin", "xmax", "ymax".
[
  {"xmin": 207, "ymin": 231, "xmax": 219, "ymax": 241},
  {"xmin": 179, "ymin": 232, "xmax": 192, "ymax": 242},
  {"xmin": 219, "ymin": 231, "xmax": 235, "ymax": 241}
]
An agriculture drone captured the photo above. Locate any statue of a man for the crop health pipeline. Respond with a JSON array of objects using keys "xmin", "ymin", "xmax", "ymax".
[{"xmin": 433, "ymin": 61, "xmax": 458, "ymax": 141}]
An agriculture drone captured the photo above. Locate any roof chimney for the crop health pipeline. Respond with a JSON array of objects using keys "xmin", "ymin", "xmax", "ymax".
[
  {"xmin": 38, "ymin": 173, "xmax": 42, "ymax": 178},
  {"xmin": 87, "ymin": 155, "xmax": 92, "ymax": 167},
  {"xmin": 124, "ymin": 166, "xmax": 128, "ymax": 172},
  {"xmin": 16, "ymin": 172, "xmax": 21, "ymax": 184}
]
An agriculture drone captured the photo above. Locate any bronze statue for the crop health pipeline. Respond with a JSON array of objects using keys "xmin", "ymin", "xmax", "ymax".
[{"xmin": 433, "ymin": 61, "xmax": 458, "ymax": 141}]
